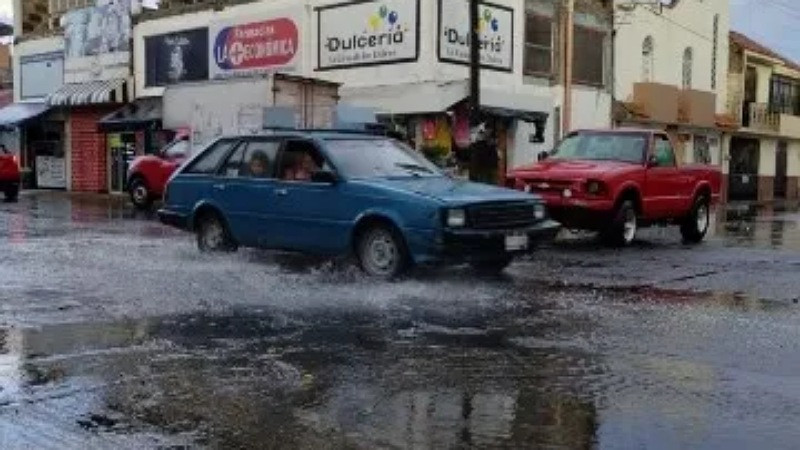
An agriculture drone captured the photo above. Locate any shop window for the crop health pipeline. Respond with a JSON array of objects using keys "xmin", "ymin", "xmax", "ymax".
[
  {"xmin": 524, "ymin": 14, "xmax": 553, "ymax": 76},
  {"xmin": 682, "ymin": 47, "xmax": 693, "ymax": 89},
  {"xmin": 573, "ymin": 26, "xmax": 605, "ymax": 86},
  {"xmin": 642, "ymin": 36, "xmax": 654, "ymax": 82}
]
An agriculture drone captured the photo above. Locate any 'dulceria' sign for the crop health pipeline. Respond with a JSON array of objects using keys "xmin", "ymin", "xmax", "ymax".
[
  {"xmin": 438, "ymin": 0, "xmax": 514, "ymax": 72},
  {"xmin": 317, "ymin": 0, "xmax": 420, "ymax": 70}
]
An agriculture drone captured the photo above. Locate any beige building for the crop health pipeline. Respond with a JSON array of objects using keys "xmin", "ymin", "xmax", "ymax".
[{"xmin": 724, "ymin": 32, "xmax": 800, "ymax": 203}]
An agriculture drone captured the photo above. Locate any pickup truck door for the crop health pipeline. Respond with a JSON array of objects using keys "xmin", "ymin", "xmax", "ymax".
[{"xmin": 644, "ymin": 135, "xmax": 691, "ymax": 219}]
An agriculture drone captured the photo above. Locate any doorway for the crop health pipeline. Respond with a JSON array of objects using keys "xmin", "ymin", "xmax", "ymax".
[
  {"xmin": 728, "ymin": 137, "xmax": 760, "ymax": 201},
  {"xmin": 107, "ymin": 132, "xmax": 136, "ymax": 193},
  {"xmin": 775, "ymin": 141, "xmax": 788, "ymax": 199}
]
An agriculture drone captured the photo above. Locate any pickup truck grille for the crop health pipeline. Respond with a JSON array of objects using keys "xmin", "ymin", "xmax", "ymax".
[
  {"xmin": 467, "ymin": 202, "xmax": 536, "ymax": 230},
  {"xmin": 524, "ymin": 178, "xmax": 573, "ymax": 193}
]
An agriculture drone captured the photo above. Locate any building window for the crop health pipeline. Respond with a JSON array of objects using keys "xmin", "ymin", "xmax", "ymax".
[
  {"xmin": 682, "ymin": 47, "xmax": 693, "ymax": 89},
  {"xmin": 770, "ymin": 76, "xmax": 800, "ymax": 115},
  {"xmin": 573, "ymin": 26, "xmax": 605, "ymax": 86},
  {"xmin": 711, "ymin": 15, "xmax": 719, "ymax": 90},
  {"xmin": 642, "ymin": 36, "xmax": 654, "ymax": 82},
  {"xmin": 524, "ymin": 14, "xmax": 553, "ymax": 76}
]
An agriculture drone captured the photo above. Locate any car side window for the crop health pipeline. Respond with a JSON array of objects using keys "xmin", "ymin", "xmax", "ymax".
[
  {"xmin": 164, "ymin": 139, "xmax": 189, "ymax": 159},
  {"xmin": 653, "ymin": 136, "xmax": 676, "ymax": 167},
  {"xmin": 184, "ymin": 140, "xmax": 236, "ymax": 174},
  {"xmin": 279, "ymin": 140, "xmax": 330, "ymax": 183},
  {"xmin": 219, "ymin": 143, "xmax": 246, "ymax": 178},
  {"xmin": 241, "ymin": 140, "xmax": 281, "ymax": 179}
]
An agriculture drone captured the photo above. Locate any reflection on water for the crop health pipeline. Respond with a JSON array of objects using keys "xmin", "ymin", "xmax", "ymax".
[{"xmin": 714, "ymin": 203, "xmax": 800, "ymax": 250}]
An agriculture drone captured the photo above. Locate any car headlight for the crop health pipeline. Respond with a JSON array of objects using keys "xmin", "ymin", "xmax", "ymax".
[
  {"xmin": 446, "ymin": 208, "xmax": 466, "ymax": 227},
  {"xmin": 585, "ymin": 180, "xmax": 605, "ymax": 196},
  {"xmin": 533, "ymin": 203, "xmax": 546, "ymax": 220}
]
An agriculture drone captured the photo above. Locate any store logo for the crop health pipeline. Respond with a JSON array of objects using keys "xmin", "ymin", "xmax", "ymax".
[
  {"xmin": 443, "ymin": 8, "xmax": 504, "ymax": 53},
  {"xmin": 214, "ymin": 18, "xmax": 299, "ymax": 71},
  {"xmin": 324, "ymin": 4, "xmax": 408, "ymax": 53}
]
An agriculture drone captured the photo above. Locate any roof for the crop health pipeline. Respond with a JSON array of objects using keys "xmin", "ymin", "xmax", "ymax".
[
  {"xmin": 730, "ymin": 31, "xmax": 800, "ymax": 72},
  {"xmin": 0, "ymin": 102, "xmax": 50, "ymax": 127},
  {"xmin": 47, "ymin": 79, "xmax": 127, "ymax": 107}
]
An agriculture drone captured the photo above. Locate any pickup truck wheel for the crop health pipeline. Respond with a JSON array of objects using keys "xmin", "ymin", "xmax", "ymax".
[
  {"xmin": 128, "ymin": 177, "xmax": 153, "ymax": 210},
  {"xmin": 4, "ymin": 185, "xmax": 19, "ymax": 202},
  {"xmin": 471, "ymin": 257, "xmax": 513, "ymax": 275},
  {"xmin": 196, "ymin": 212, "xmax": 237, "ymax": 253},
  {"xmin": 357, "ymin": 225, "xmax": 408, "ymax": 279},
  {"xmin": 681, "ymin": 196, "xmax": 710, "ymax": 244},
  {"xmin": 603, "ymin": 200, "xmax": 637, "ymax": 247}
]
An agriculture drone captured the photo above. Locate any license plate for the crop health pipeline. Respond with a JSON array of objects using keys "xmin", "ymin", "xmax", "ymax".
[{"xmin": 505, "ymin": 233, "xmax": 529, "ymax": 251}]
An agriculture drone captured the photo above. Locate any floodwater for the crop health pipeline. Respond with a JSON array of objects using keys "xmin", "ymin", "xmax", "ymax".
[{"xmin": 0, "ymin": 193, "xmax": 799, "ymax": 449}]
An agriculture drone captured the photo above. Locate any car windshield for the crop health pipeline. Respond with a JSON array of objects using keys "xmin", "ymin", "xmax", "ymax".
[
  {"xmin": 325, "ymin": 138, "xmax": 442, "ymax": 178},
  {"xmin": 551, "ymin": 133, "xmax": 647, "ymax": 164}
]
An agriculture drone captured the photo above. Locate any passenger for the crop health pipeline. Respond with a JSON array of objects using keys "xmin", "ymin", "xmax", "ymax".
[
  {"xmin": 248, "ymin": 150, "xmax": 270, "ymax": 178},
  {"xmin": 284, "ymin": 152, "xmax": 318, "ymax": 181}
]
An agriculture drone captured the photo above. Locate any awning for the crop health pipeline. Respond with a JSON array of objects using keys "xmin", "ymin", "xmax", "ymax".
[
  {"xmin": 0, "ymin": 102, "xmax": 50, "ymax": 127},
  {"xmin": 46, "ymin": 79, "xmax": 127, "ymax": 107},
  {"xmin": 340, "ymin": 80, "xmax": 552, "ymax": 122},
  {"xmin": 98, "ymin": 97, "xmax": 162, "ymax": 133}
]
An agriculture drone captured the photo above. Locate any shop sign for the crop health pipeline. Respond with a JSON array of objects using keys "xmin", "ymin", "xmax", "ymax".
[
  {"xmin": 62, "ymin": 0, "xmax": 132, "ymax": 83},
  {"xmin": 317, "ymin": 0, "xmax": 420, "ymax": 70},
  {"xmin": 438, "ymin": 0, "xmax": 513, "ymax": 72},
  {"xmin": 145, "ymin": 28, "xmax": 209, "ymax": 87},
  {"xmin": 20, "ymin": 52, "xmax": 64, "ymax": 100},
  {"xmin": 210, "ymin": 13, "xmax": 302, "ymax": 79},
  {"xmin": 36, "ymin": 156, "xmax": 67, "ymax": 189}
]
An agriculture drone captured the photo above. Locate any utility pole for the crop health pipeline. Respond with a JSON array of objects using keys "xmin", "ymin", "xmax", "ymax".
[
  {"xmin": 469, "ymin": 0, "xmax": 481, "ymax": 130},
  {"xmin": 562, "ymin": 0, "xmax": 574, "ymax": 137}
]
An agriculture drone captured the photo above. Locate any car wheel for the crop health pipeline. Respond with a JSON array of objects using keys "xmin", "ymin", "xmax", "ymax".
[
  {"xmin": 4, "ymin": 185, "xmax": 18, "ymax": 203},
  {"xmin": 470, "ymin": 257, "xmax": 513, "ymax": 275},
  {"xmin": 128, "ymin": 177, "xmax": 153, "ymax": 210},
  {"xmin": 196, "ymin": 212, "xmax": 237, "ymax": 253},
  {"xmin": 603, "ymin": 200, "xmax": 637, "ymax": 247},
  {"xmin": 681, "ymin": 195, "xmax": 710, "ymax": 244},
  {"xmin": 357, "ymin": 225, "xmax": 409, "ymax": 279}
]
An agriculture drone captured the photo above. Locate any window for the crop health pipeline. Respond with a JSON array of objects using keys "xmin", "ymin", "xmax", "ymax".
[
  {"xmin": 642, "ymin": 36, "xmax": 654, "ymax": 82},
  {"xmin": 184, "ymin": 139, "xmax": 236, "ymax": 174},
  {"xmin": 241, "ymin": 140, "xmax": 281, "ymax": 178},
  {"xmin": 653, "ymin": 136, "xmax": 676, "ymax": 167},
  {"xmin": 278, "ymin": 140, "xmax": 328, "ymax": 182},
  {"xmin": 682, "ymin": 47, "xmax": 693, "ymax": 89},
  {"xmin": 711, "ymin": 15, "xmax": 719, "ymax": 90},
  {"xmin": 694, "ymin": 135, "xmax": 711, "ymax": 164},
  {"xmin": 770, "ymin": 76, "xmax": 800, "ymax": 116},
  {"xmin": 164, "ymin": 139, "xmax": 189, "ymax": 159},
  {"xmin": 573, "ymin": 26, "xmax": 605, "ymax": 86},
  {"xmin": 551, "ymin": 133, "xmax": 646, "ymax": 164},
  {"xmin": 524, "ymin": 14, "xmax": 553, "ymax": 76},
  {"xmin": 220, "ymin": 144, "xmax": 246, "ymax": 178},
  {"xmin": 325, "ymin": 139, "xmax": 440, "ymax": 178}
]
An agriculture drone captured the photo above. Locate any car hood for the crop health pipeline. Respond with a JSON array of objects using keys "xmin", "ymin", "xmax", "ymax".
[
  {"xmin": 510, "ymin": 159, "xmax": 640, "ymax": 180},
  {"xmin": 360, "ymin": 176, "xmax": 537, "ymax": 204}
]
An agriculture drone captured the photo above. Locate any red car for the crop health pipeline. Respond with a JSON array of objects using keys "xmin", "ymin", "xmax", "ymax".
[
  {"xmin": 126, "ymin": 135, "xmax": 189, "ymax": 209},
  {"xmin": 507, "ymin": 129, "xmax": 721, "ymax": 246},
  {"xmin": 0, "ymin": 148, "xmax": 20, "ymax": 202}
]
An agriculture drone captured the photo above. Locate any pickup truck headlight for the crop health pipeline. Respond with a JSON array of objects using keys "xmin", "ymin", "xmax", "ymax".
[
  {"xmin": 533, "ymin": 203, "xmax": 546, "ymax": 220},
  {"xmin": 446, "ymin": 208, "xmax": 466, "ymax": 228},
  {"xmin": 585, "ymin": 180, "xmax": 606, "ymax": 196}
]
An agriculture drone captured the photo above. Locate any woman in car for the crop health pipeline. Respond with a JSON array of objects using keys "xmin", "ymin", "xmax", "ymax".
[{"xmin": 283, "ymin": 152, "xmax": 318, "ymax": 181}]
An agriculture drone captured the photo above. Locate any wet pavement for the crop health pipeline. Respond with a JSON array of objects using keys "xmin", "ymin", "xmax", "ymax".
[{"xmin": 1, "ymin": 192, "xmax": 799, "ymax": 449}]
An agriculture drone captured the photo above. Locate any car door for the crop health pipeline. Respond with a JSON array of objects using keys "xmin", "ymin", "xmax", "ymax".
[
  {"xmin": 169, "ymin": 138, "xmax": 238, "ymax": 218},
  {"xmin": 269, "ymin": 139, "xmax": 351, "ymax": 254},
  {"xmin": 644, "ymin": 134, "xmax": 684, "ymax": 219}
]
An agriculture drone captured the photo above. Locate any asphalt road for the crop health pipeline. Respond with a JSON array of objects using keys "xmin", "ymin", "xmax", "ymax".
[{"xmin": 1, "ymin": 192, "xmax": 799, "ymax": 449}]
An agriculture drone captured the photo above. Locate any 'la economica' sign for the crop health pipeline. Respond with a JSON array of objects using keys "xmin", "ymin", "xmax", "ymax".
[
  {"xmin": 438, "ymin": 0, "xmax": 514, "ymax": 72},
  {"xmin": 317, "ymin": 0, "xmax": 420, "ymax": 70}
]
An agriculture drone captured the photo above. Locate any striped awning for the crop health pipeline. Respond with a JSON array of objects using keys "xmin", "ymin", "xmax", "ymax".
[{"xmin": 46, "ymin": 79, "xmax": 127, "ymax": 107}]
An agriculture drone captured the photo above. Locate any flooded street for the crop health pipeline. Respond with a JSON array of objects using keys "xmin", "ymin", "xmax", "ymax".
[{"xmin": 1, "ymin": 193, "xmax": 800, "ymax": 449}]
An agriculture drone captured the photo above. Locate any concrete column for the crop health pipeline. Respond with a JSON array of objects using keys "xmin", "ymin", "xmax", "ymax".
[
  {"xmin": 755, "ymin": 66, "xmax": 772, "ymax": 104},
  {"xmin": 786, "ymin": 139, "xmax": 800, "ymax": 200},
  {"xmin": 758, "ymin": 137, "xmax": 777, "ymax": 202}
]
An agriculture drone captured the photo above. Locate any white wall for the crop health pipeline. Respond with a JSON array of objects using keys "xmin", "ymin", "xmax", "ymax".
[
  {"xmin": 614, "ymin": 0, "xmax": 730, "ymax": 113},
  {"xmin": 12, "ymin": 37, "xmax": 65, "ymax": 103}
]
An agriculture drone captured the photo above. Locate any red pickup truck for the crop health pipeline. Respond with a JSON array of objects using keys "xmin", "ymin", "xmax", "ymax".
[
  {"xmin": 507, "ymin": 129, "xmax": 721, "ymax": 246},
  {"xmin": 0, "ymin": 149, "xmax": 20, "ymax": 202},
  {"xmin": 126, "ymin": 135, "xmax": 189, "ymax": 209}
]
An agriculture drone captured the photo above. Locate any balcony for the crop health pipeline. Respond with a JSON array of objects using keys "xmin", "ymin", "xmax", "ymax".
[
  {"xmin": 744, "ymin": 103, "xmax": 800, "ymax": 139},
  {"xmin": 621, "ymin": 83, "xmax": 717, "ymax": 128}
]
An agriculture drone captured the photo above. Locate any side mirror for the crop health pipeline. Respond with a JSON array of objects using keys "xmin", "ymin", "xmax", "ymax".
[
  {"xmin": 537, "ymin": 151, "xmax": 549, "ymax": 162},
  {"xmin": 311, "ymin": 170, "xmax": 338, "ymax": 184}
]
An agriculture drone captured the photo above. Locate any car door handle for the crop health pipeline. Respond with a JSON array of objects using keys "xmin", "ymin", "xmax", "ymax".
[
  {"xmin": 274, "ymin": 188, "xmax": 288, "ymax": 196},
  {"xmin": 213, "ymin": 183, "xmax": 226, "ymax": 191}
]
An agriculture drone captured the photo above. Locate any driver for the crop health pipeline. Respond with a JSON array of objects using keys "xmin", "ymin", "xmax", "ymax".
[{"xmin": 284, "ymin": 152, "xmax": 318, "ymax": 181}]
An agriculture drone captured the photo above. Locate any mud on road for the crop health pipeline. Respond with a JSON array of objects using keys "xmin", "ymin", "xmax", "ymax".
[{"xmin": 1, "ymin": 193, "xmax": 799, "ymax": 449}]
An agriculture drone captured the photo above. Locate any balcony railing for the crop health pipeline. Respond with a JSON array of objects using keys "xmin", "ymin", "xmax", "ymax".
[{"xmin": 746, "ymin": 102, "xmax": 780, "ymax": 132}]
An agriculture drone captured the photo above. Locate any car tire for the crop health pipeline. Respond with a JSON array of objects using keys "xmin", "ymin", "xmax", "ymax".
[
  {"xmin": 128, "ymin": 177, "xmax": 153, "ymax": 210},
  {"xmin": 357, "ymin": 224, "xmax": 409, "ymax": 279},
  {"xmin": 681, "ymin": 195, "xmax": 711, "ymax": 244},
  {"xmin": 196, "ymin": 211, "xmax": 237, "ymax": 253},
  {"xmin": 603, "ymin": 200, "xmax": 637, "ymax": 247},
  {"xmin": 470, "ymin": 257, "xmax": 513, "ymax": 275},
  {"xmin": 4, "ymin": 185, "xmax": 19, "ymax": 203}
]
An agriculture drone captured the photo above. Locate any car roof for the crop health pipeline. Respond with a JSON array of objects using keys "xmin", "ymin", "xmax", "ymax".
[
  {"xmin": 215, "ymin": 130, "xmax": 387, "ymax": 142},
  {"xmin": 572, "ymin": 128, "xmax": 662, "ymax": 135}
]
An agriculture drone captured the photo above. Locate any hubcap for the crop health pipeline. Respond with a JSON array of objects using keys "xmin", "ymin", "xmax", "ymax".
[
  {"xmin": 132, "ymin": 185, "xmax": 148, "ymax": 203},
  {"xmin": 623, "ymin": 208, "xmax": 637, "ymax": 243},
  {"xmin": 203, "ymin": 220, "xmax": 224, "ymax": 250},
  {"xmin": 697, "ymin": 204, "xmax": 709, "ymax": 232},
  {"xmin": 365, "ymin": 231, "xmax": 397, "ymax": 275}
]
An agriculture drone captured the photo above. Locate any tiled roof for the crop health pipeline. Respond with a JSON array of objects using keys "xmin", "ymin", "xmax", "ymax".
[{"xmin": 730, "ymin": 31, "xmax": 800, "ymax": 72}]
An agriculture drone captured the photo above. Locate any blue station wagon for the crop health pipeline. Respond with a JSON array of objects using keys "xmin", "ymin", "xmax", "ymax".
[{"xmin": 158, "ymin": 131, "xmax": 559, "ymax": 278}]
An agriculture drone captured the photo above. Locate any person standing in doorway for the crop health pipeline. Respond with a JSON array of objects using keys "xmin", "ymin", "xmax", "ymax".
[{"xmin": 469, "ymin": 124, "xmax": 499, "ymax": 184}]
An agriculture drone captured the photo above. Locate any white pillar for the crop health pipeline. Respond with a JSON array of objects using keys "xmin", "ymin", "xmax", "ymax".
[{"xmin": 759, "ymin": 137, "xmax": 777, "ymax": 177}]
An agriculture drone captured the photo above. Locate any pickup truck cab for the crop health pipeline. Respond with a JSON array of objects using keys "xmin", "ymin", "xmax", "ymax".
[
  {"xmin": 126, "ymin": 135, "xmax": 189, "ymax": 209},
  {"xmin": 0, "ymin": 149, "xmax": 20, "ymax": 202},
  {"xmin": 507, "ymin": 129, "xmax": 721, "ymax": 246},
  {"xmin": 158, "ymin": 131, "xmax": 559, "ymax": 278}
]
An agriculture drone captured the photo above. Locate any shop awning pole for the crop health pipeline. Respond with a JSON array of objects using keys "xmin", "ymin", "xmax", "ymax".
[{"xmin": 469, "ymin": 0, "xmax": 480, "ymax": 128}]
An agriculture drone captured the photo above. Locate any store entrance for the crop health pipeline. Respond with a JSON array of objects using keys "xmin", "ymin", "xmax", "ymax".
[
  {"xmin": 26, "ymin": 121, "xmax": 66, "ymax": 189},
  {"xmin": 107, "ymin": 133, "xmax": 136, "ymax": 193}
]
